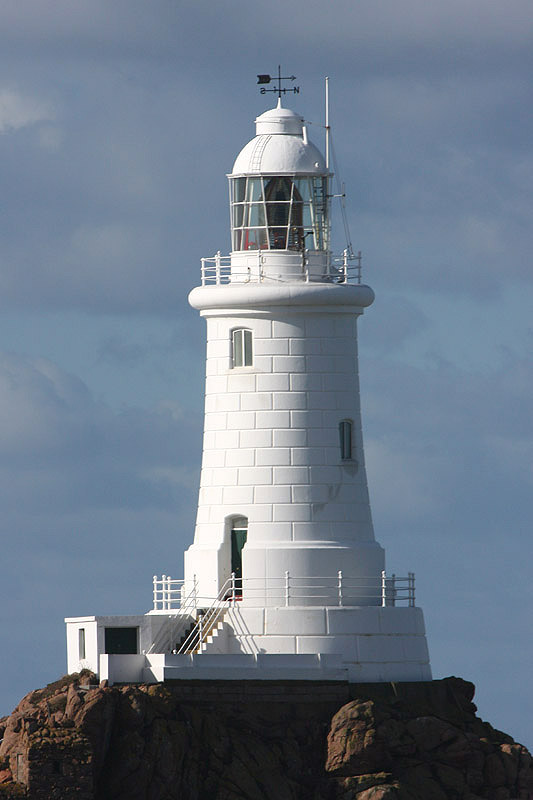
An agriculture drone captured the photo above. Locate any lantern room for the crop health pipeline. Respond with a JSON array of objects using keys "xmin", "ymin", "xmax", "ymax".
[{"xmin": 228, "ymin": 100, "xmax": 331, "ymax": 282}]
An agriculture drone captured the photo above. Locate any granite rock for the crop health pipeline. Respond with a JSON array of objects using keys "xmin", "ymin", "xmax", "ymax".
[{"xmin": 0, "ymin": 674, "xmax": 530, "ymax": 799}]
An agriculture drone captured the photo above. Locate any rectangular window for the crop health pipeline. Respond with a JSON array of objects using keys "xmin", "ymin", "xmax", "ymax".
[
  {"xmin": 104, "ymin": 627, "xmax": 138, "ymax": 655},
  {"xmin": 78, "ymin": 628, "xmax": 86, "ymax": 660},
  {"xmin": 339, "ymin": 420, "xmax": 353, "ymax": 460},
  {"xmin": 232, "ymin": 329, "xmax": 253, "ymax": 367}
]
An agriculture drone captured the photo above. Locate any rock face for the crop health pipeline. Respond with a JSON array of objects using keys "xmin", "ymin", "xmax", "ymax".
[{"xmin": 0, "ymin": 673, "xmax": 531, "ymax": 799}]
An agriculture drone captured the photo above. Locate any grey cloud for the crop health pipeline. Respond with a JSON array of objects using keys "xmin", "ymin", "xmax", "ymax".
[
  {"xmin": 362, "ymin": 352, "xmax": 533, "ymax": 532},
  {"xmin": 0, "ymin": 351, "xmax": 200, "ymax": 505},
  {"xmin": 361, "ymin": 294, "xmax": 430, "ymax": 354},
  {"xmin": 97, "ymin": 335, "xmax": 146, "ymax": 366}
]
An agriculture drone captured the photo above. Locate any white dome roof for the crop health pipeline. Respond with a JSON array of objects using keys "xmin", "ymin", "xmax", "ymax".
[
  {"xmin": 231, "ymin": 101, "xmax": 327, "ymax": 176},
  {"xmin": 255, "ymin": 104, "xmax": 305, "ymax": 135}
]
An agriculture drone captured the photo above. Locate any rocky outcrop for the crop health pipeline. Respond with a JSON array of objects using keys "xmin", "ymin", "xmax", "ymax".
[
  {"xmin": 0, "ymin": 673, "xmax": 531, "ymax": 799},
  {"xmin": 326, "ymin": 680, "xmax": 532, "ymax": 799}
]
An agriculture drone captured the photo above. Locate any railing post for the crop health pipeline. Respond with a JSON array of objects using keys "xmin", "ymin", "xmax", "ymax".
[
  {"xmin": 338, "ymin": 570, "xmax": 343, "ymax": 607},
  {"xmin": 343, "ymin": 249, "xmax": 348, "ymax": 283},
  {"xmin": 198, "ymin": 613, "xmax": 203, "ymax": 651},
  {"xmin": 161, "ymin": 574, "xmax": 167, "ymax": 610},
  {"xmin": 381, "ymin": 570, "xmax": 386, "ymax": 607},
  {"xmin": 231, "ymin": 571, "xmax": 236, "ymax": 606},
  {"xmin": 409, "ymin": 572, "xmax": 415, "ymax": 607},
  {"xmin": 153, "ymin": 575, "xmax": 158, "ymax": 610},
  {"xmin": 215, "ymin": 250, "xmax": 221, "ymax": 285},
  {"xmin": 285, "ymin": 571, "xmax": 290, "ymax": 607}
]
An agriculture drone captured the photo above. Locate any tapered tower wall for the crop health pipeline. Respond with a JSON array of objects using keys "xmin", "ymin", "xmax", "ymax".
[{"xmin": 184, "ymin": 283, "xmax": 385, "ymax": 605}]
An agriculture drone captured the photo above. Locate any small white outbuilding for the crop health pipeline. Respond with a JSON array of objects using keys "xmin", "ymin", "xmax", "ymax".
[{"xmin": 66, "ymin": 96, "xmax": 431, "ymax": 685}]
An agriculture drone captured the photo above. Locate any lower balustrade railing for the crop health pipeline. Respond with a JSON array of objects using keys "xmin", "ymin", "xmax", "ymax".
[
  {"xmin": 152, "ymin": 571, "xmax": 415, "ymax": 612},
  {"xmin": 148, "ymin": 571, "xmax": 416, "ymax": 655}
]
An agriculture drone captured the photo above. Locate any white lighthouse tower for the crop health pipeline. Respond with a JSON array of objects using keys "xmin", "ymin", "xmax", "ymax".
[
  {"xmin": 185, "ymin": 101, "xmax": 383, "ymax": 606},
  {"xmin": 177, "ymin": 95, "xmax": 431, "ymax": 681},
  {"xmin": 65, "ymin": 89, "xmax": 431, "ymax": 685}
]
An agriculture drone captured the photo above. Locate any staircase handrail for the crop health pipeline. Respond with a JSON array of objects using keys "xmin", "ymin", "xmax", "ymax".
[{"xmin": 177, "ymin": 575, "xmax": 234, "ymax": 654}]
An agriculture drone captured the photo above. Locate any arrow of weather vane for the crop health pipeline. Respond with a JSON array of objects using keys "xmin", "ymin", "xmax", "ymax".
[{"xmin": 257, "ymin": 67, "xmax": 300, "ymax": 98}]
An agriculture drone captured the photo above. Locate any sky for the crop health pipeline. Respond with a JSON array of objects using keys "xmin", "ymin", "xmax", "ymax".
[{"xmin": 0, "ymin": 0, "xmax": 532, "ymax": 750}]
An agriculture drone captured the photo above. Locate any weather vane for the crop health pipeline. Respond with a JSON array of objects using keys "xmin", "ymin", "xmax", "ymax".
[{"xmin": 257, "ymin": 66, "xmax": 300, "ymax": 99}]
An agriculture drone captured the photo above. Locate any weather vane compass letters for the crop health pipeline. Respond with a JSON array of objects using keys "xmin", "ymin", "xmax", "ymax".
[{"xmin": 257, "ymin": 66, "xmax": 300, "ymax": 98}]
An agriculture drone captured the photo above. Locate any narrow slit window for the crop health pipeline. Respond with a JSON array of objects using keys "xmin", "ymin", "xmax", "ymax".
[
  {"xmin": 230, "ymin": 515, "xmax": 248, "ymax": 598},
  {"xmin": 339, "ymin": 420, "xmax": 353, "ymax": 460},
  {"xmin": 232, "ymin": 329, "xmax": 253, "ymax": 367},
  {"xmin": 78, "ymin": 628, "xmax": 86, "ymax": 660}
]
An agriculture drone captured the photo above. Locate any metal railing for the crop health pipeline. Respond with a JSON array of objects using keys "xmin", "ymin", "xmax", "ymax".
[
  {"xmin": 152, "ymin": 571, "xmax": 415, "ymax": 613},
  {"xmin": 147, "ymin": 576, "xmax": 198, "ymax": 655},
  {"xmin": 152, "ymin": 575, "xmax": 185, "ymax": 610},
  {"xmin": 200, "ymin": 249, "xmax": 362, "ymax": 286}
]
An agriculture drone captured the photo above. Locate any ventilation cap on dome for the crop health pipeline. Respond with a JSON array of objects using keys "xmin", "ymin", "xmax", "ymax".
[{"xmin": 255, "ymin": 99, "xmax": 304, "ymax": 136}]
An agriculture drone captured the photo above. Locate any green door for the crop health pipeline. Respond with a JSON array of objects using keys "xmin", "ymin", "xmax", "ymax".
[{"xmin": 231, "ymin": 527, "xmax": 247, "ymax": 597}]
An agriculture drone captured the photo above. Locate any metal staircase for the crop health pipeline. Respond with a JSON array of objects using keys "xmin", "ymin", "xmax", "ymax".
[{"xmin": 177, "ymin": 576, "xmax": 236, "ymax": 654}]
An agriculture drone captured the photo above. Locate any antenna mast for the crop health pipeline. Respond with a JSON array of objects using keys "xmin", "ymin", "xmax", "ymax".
[{"xmin": 325, "ymin": 76, "xmax": 330, "ymax": 171}]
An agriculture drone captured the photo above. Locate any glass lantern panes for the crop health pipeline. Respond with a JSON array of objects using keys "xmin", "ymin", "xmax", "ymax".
[{"xmin": 229, "ymin": 175, "xmax": 328, "ymax": 252}]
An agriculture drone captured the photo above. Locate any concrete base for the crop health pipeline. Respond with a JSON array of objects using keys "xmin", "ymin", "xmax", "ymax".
[
  {"xmin": 100, "ymin": 652, "xmax": 349, "ymax": 684},
  {"xmin": 69, "ymin": 603, "xmax": 432, "ymax": 685},
  {"xmin": 199, "ymin": 605, "xmax": 431, "ymax": 682}
]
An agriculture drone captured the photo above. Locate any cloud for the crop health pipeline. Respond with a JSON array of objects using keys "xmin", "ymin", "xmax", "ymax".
[
  {"xmin": 0, "ymin": 346, "xmax": 203, "ymax": 711},
  {"xmin": 0, "ymin": 88, "xmax": 52, "ymax": 133},
  {"xmin": 365, "ymin": 436, "xmax": 443, "ymax": 519},
  {"xmin": 362, "ymin": 352, "xmax": 533, "ymax": 532},
  {"xmin": 97, "ymin": 335, "xmax": 146, "ymax": 367},
  {"xmin": 362, "ymin": 294, "xmax": 430, "ymax": 354},
  {"xmin": 0, "ymin": 351, "xmax": 200, "ymax": 510}
]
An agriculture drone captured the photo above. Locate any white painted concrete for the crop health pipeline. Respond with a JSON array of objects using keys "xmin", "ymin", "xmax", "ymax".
[
  {"xmin": 184, "ymin": 300, "xmax": 385, "ymax": 607},
  {"xmin": 65, "ymin": 614, "xmax": 168, "ymax": 676},
  {"xmin": 65, "ymin": 99, "xmax": 433, "ymax": 687}
]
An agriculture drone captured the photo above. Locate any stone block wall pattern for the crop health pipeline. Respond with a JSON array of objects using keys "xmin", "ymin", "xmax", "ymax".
[{"xmin": 184, "ymin": 290, "xmax": 386, "ymax": 606}]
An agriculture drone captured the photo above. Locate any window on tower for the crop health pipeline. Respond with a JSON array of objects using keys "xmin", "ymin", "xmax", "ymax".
[
  {"xmin": 232, "ymin": 329, "xmax": 253, "ymax": 367},
  {"xmin": 339, "ymin": 420, "xmax": 353, "ymax": 460}
]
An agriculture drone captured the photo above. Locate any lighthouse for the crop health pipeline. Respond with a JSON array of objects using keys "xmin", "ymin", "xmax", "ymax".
[
  {"xmin": 185, "ymin": 101, "xmax": 384, "ymax": 607},
  {"xmin": 65, "ymin": 89, "xmax": 431, "ymax": 684}
]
